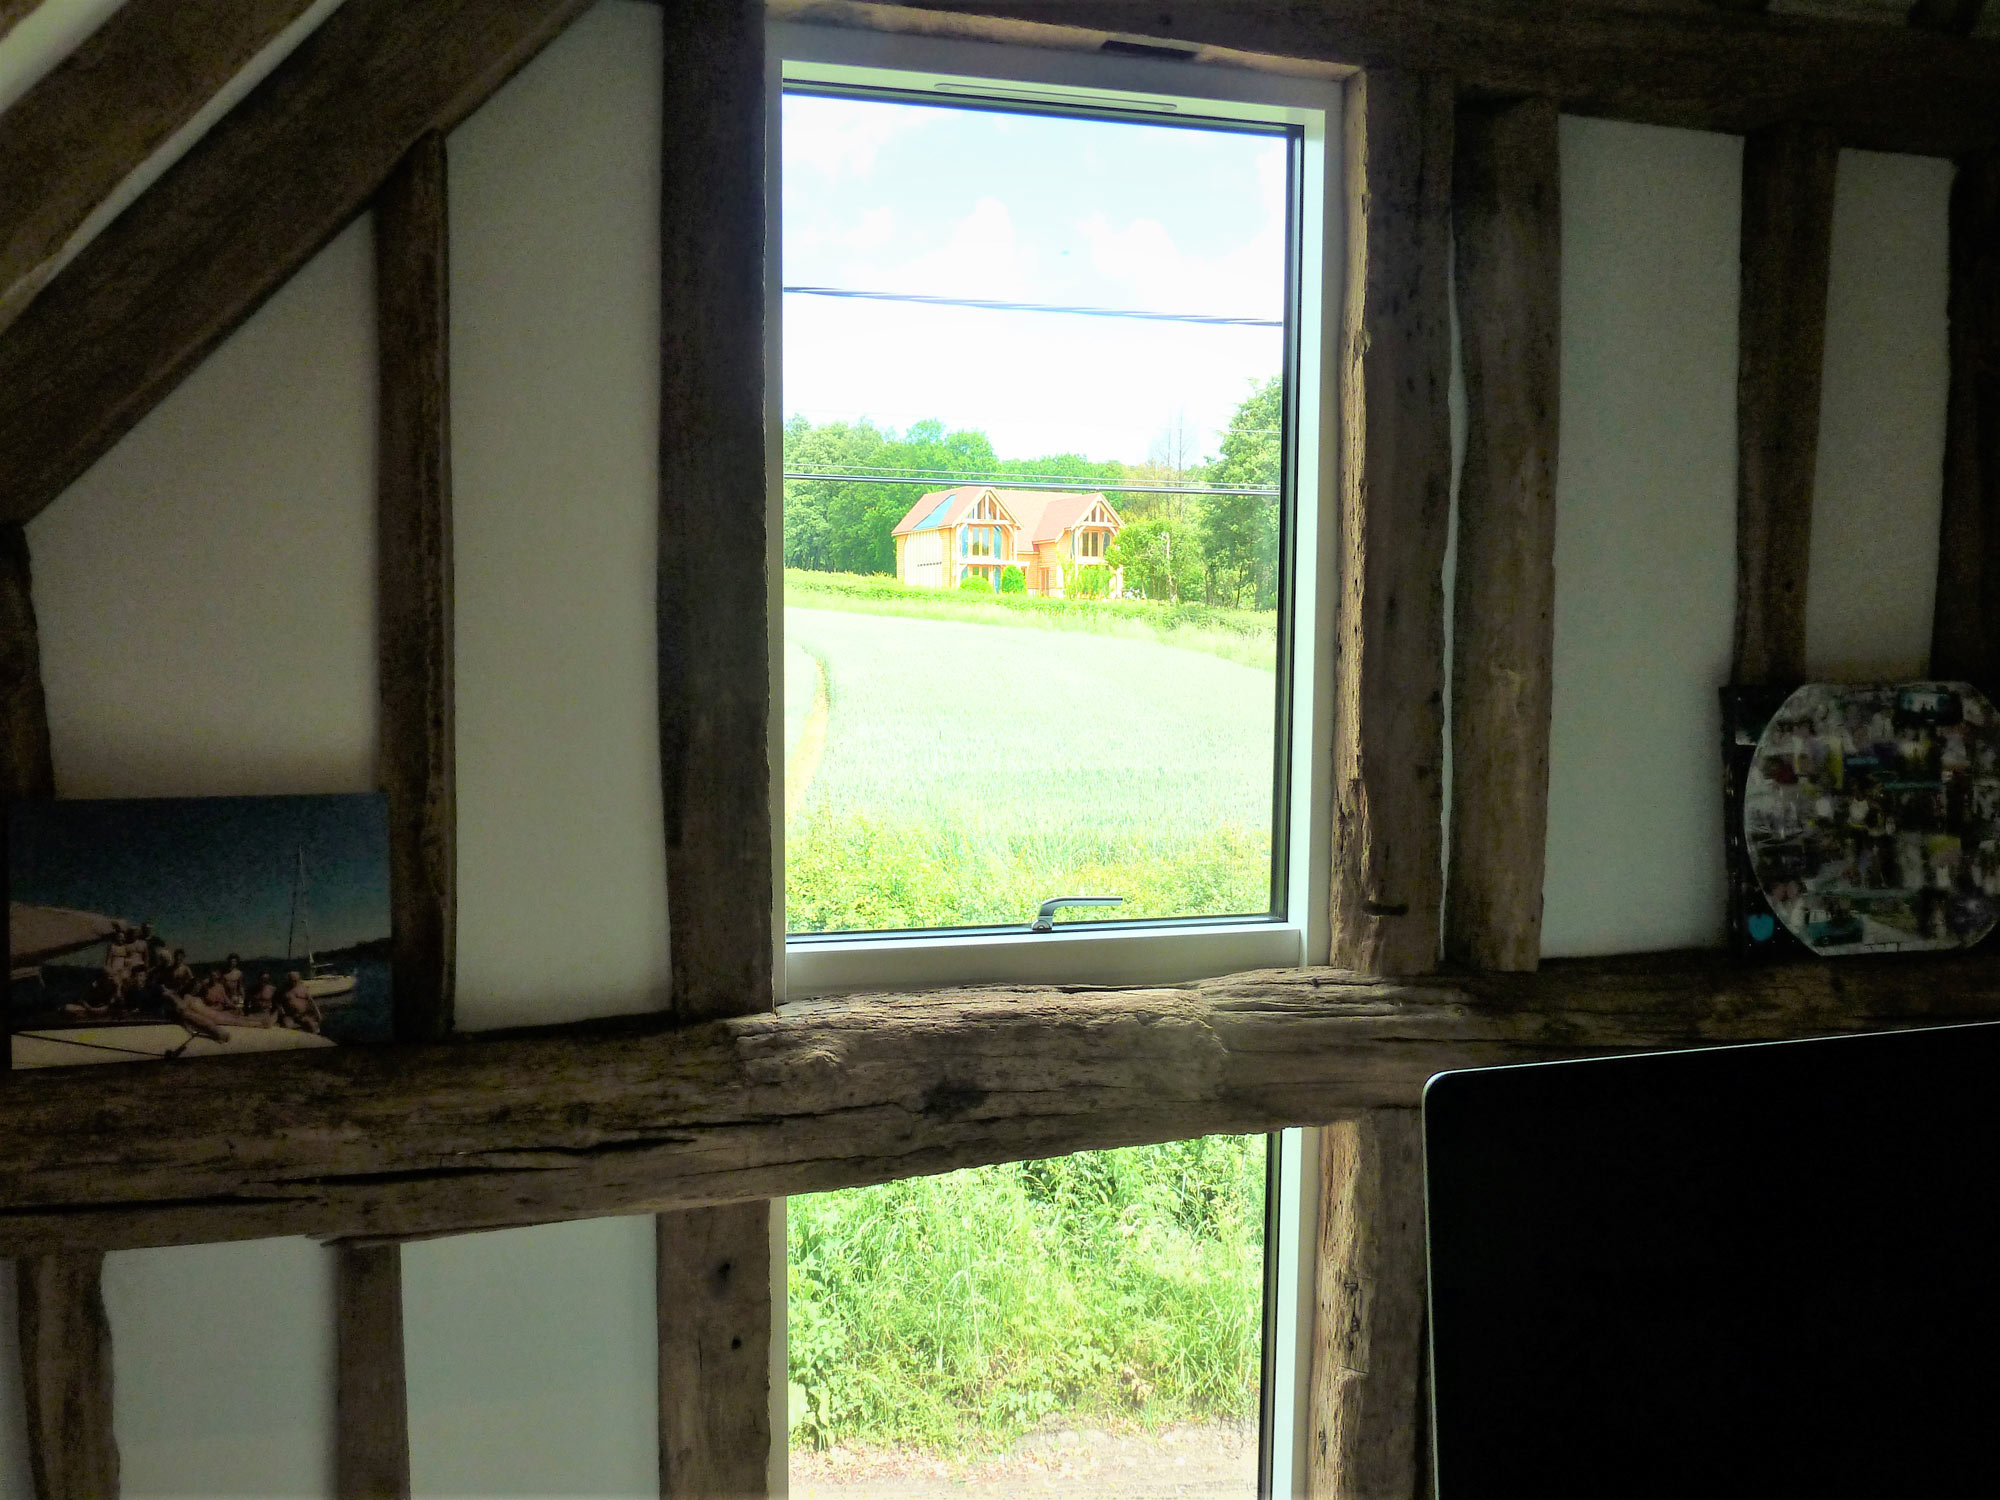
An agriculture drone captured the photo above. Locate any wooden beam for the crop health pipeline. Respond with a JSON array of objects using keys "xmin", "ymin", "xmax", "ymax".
[
  {"xmin": 0, "ymin": 0, "xmax": 322, "ymax": 336},
  {"xmin": 1445, "ymin": 96, "xmax": 1561, "ymax": 974},
  {"xmin": 0, "ymin": 525, "xmax": 54, "ymax": 804},
  {"xmin": 658, "ymin": 1201, "xmax": 773, "ymax": 1500},
  {"xmin": 16, "ymin": 1253, "xmax": 118, "ymax": 1500},
  {"xmin": 1308, "ymin": 1111, "xmax": 1427, "ymax": 1500},
  {"xmin": 375, "ymin": 132, "xmax": 455, "ymax": 1044},
  {"xmin": 658, "ymin": 0, "xmax": 773, "ymax": 1028},
  {"xmin": 0, "ymin": 0, "xmax": 595, "ymax": 528},
  {"xmin": 5, "ymin": 953, "xmax": 2000, "ymax": 1253},
  {"xmin": 0, "ymin": 0, "xmax": 44, "ymax": 45},
  {"xmin": 335, "ymin": 1243, "xmax": 410, "ymax": 1500},
  {"xmin": 875, "ymin": 0, "xmax": 2000, "ymax": 158},
  {"xmin": 1932, "ymin": 155, "xmax": 2000, "ymax": 687},
  {"xmin": 1733, "ymin": 121, "xmax": 1839, "ymax": 688},
  {"xmin": 1332, "ymin": 69, "xmax": 1454, "ymax": 977},
  {"xmin": 1907, "ymin": 0, "xmax": 1986, "ymax": 37},
  {"xmin": 656, "ymin": 5, "xmax": 774, "ymax": 1494}
]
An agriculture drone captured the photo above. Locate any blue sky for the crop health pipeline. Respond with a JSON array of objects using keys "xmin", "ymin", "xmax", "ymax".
[
  {"xmin": 781, "ymin": 92, "xmax": 1290, "ymax": 466},
  {"xmin": 10, "ymin": 795, "xmax": 390, "ymax": 963}
]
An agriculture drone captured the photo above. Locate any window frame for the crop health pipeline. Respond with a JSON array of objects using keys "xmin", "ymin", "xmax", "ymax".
[{"xmin": 769, "ymin": 21, "xmax": 1342, "ymax": 999}]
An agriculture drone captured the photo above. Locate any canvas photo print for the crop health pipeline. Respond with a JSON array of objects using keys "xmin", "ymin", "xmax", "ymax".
[
  {"xmin": 8, "ymin": 794, "xmax": 391, "ymax": 1067},
  {"xmin": 1740, "ymin": 682, "xmax": 2000, "ymax": 956}
]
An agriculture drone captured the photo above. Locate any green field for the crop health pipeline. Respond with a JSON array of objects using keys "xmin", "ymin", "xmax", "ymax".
[
  {"xmin": 784, "ymin": 593, "xmax": 1280, "ymax": 933},
  {"xmin": 788, "ymin": 1136, "xmax": 1267, "ymax": 1453}
]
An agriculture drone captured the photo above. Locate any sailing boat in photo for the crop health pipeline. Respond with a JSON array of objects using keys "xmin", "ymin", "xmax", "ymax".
[{"xmin": 289, "ymin": 841, "xmax": 358, "ymax": 1004}]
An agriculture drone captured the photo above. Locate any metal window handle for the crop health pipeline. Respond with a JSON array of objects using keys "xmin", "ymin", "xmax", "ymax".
[{"xmin": 1030, "ymin": 895, "xmax": 1123, "ymax": 932}]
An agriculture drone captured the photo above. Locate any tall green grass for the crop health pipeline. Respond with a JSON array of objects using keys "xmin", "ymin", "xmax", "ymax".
[
  {"xmin": 786, "ymin": 569, "xmax": 1279, "ymax": 672},
  {"xmin": 788, "ymin": 1136, "xmax": 1267, "ymax": 1454}
]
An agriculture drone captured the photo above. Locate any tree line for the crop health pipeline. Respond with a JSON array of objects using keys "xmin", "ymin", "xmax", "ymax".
[{"xmin": 782, "ymin": 377, "xmax": 1283, "ymax": 611}]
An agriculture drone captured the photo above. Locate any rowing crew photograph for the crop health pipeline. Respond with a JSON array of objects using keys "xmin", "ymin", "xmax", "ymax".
[{"xmin": 6, "ymin": 792, "xmax": 392, "ymax": 1068}]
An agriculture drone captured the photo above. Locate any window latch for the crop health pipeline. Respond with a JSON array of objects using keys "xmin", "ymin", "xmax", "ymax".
[{"xmin": 1030, "ymin": 895, "xmax": 1123, "ymax": 932}]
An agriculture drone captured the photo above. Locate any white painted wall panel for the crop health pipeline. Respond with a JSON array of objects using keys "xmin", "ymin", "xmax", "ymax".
[
  {"xmin": 447, "ymin": 0, "xmax": 670, "ymax": 1032},
  {"xmin": 1541, "ymin": 118, "xmax": 1742, "ymax": 956},
  {"xmin": 403, "ymin": 1218, "xmax": 657, "ymax": 1500},
  {"xmin": 1805, "ymin": 149, "xmax": 1953, "ymax": 681}
]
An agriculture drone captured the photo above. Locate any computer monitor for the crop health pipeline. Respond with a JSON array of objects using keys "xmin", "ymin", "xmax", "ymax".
[{"xmin": 1424, "ymin": 1021, "xmax": 2000, "ymax": 1498}]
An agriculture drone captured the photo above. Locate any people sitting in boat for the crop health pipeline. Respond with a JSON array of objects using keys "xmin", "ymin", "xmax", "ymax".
[
  {"xmin": 247, "ymin": 973, "xmax": 279, "ymax": 1020},
  {"xmin": 222, "ymin": 954, "xmax": 245, "ymax": 1009},
  {"xmin": 202, "ymin": 969, "xmax": 232, "ymax": 1015},
  {"xmin": 277, "ymin": 971, "xmax": 323, "ymax": 1034}
]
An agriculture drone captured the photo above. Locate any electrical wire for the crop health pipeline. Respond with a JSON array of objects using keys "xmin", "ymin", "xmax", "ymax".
[
  {"xmin": 783, "ymin": 285, "xmax": 1283, "ymax": 328},
  {"xmin": 782, "ymin": 469, "xmax": 1277, "ymax": 496}
]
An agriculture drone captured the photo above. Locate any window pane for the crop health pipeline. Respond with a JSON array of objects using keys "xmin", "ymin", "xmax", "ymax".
[
  {"xmin": 782, "ymin": 90, "xmax": 1291, "ymax": 935},
  {"xmin": 788, "ymin": 1136, "xmax": 1267, "ymax": 1496}
]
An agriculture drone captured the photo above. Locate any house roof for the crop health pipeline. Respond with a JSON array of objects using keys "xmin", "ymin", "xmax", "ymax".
[{"xmin": 892, "ymin": 485, "xmax": 1122, "ymax": 541}]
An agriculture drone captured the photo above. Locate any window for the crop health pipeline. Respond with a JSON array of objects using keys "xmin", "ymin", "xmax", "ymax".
[{"xmin": 770, "ymin": 21, "xmax": 1339, "ymax": 1498}]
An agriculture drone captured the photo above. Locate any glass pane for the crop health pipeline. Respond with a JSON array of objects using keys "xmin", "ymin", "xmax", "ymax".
[
  {"xmin": 782, "ymin": 90, "xmax": 1291, "ymax": 935},
  {"xmin": 788, "ymin": 1136, "xmax": 1267, "ymax": 1497}
]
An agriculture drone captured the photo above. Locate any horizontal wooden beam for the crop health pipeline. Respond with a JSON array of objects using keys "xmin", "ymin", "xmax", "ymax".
[
  {"xmin": 864, "ymin": 0, "xmax": 2000, "ymax": 156},
  {"xmin": 0, "ymin": 0, "xmax": 593, "ymax": 526},
  {"xmin": 0, "ymin": 0, "xmax": 320, "ymax": 336},
  {"xmin": 4, "ymin": 954, "xmax": 2000, "ymax": 1253}
]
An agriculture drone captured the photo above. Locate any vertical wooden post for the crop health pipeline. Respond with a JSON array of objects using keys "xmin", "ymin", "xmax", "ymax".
[
  {"xmin": 335, "ymin": 1244, "xmax": 410, "ymax": 1500},
  {"xmin": 1309, "ymin": 1111, "xmax": 1428, "ymax": 1500},
  {"xmin": 657, "ymin": 3, "xmax": 774, "ymax": 1497},
  {"xmin": 1931, "ymin": 154, "xmax": 2000, "ymax": 686},
  {"xmin": 1444, "ymin": 97, "xmax": 1562, "ymax": 974},
  {"xmin": 1733, "ymin": 121, "xmax": 1839, "ymax": 688},
  {"xmin": 3, "ymin": 523, "xmax": 115, "ymax": 1500},
  {"xmin": 376, "ymin": 131, "xmax": 455, "ymax": 1044},
  {"xmin": 17, "ymin": 1254, "xmax": 117, "ymax": 1500},
  {"xmin": 1330, "ymin": 69, "xmax": 1455, "ymax": 978}
]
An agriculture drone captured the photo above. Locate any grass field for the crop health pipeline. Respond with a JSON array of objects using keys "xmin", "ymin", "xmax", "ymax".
[
  {"xmin": 784, "ymin": 603, "xmax": 1279, "ymax": 932},
  {"xmin": 788, "ymin": 1136, "xmax": 1267, "ymax": 1455}
]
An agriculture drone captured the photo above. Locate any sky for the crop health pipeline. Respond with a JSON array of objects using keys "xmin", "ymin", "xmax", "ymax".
[
  {"xmin": 10, "ymin": 794, "xmax": 390, "ymax": 963},
  {"xmin": 781, "ymin": 92, "xmax": 1291, "ymax": 468}
]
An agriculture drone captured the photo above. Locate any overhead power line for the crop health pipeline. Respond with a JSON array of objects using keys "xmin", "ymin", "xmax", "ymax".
[
  {"xmin": 782, "ymin": 468, "xmax": 1278, "ymax": 497},
  {"xmin": 783, "ymin": 285, "xmax": 1283, "ymax": 328}
]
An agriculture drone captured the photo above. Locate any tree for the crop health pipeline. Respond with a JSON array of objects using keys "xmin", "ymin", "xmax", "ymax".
[
  {"xmin": 781, "ymin": 416, "xmax": 999, "ymax": 575},
  {"xmin": 1201, "ymin": 378, "xmax": 1283, "ymax": 609},
  {"xmin": 1108, "ymin": 515, "xmax": 1204, "ymax": 604}
]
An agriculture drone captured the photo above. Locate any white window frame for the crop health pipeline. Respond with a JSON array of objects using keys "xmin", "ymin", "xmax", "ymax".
[{"xmin": 764, "ymin": 23, "xmax": 1342, "ymax": 1497}]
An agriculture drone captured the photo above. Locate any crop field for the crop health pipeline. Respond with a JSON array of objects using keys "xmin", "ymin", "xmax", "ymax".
[
  {"xmin": 788, "ymin": 1135, "xmax": 1267, "ymax": 1455},
  {"xmin": 784, "ymin": 600, "xmax": 1280, "ymax": 932}
]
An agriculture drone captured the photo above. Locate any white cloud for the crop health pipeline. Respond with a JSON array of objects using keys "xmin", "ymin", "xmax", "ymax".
[
  {"xmin": 882, "ymin": 197, "xmax": 1038, "ymax": 300},
  {"xmin": 782, "ymin": 95, "xmax": 919, "ymax": 180}
]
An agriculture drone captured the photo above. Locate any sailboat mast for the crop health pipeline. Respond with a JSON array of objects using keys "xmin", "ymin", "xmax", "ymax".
[{"xmin": 287, "ymin": 844, "xmax": 303, "ymax": 960}]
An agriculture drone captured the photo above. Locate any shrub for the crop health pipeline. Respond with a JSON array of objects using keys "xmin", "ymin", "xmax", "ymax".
[
  {"xmin": 959, "ymin": 572, "xmax": 993, "ymax": 592},
  {"xmin": 1066, "ymin": 564, "xmax": 1111, "ymax": 601},
  {"xmin": 998, "ymin": 565, "xmax": 1027, "ymax": 594}
]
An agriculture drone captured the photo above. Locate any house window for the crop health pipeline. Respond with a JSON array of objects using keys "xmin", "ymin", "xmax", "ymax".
[{"xmin": 772, "ymin": 23, "xmax": 1338, "ymax": 1495}]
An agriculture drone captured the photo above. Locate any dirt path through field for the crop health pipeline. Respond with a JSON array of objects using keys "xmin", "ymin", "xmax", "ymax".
[{"xmin": 791, "ymin": 1419, "xmax": 1257, "ymax": 1499}]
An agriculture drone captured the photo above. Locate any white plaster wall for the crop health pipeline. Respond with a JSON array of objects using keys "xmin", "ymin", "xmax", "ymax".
[
  {"xmin": 1805, "ymin": 149, "xmax": 1953, "ymax": 681},
  {"xmin": 1541, "ymin": 118, "xmax": 1743, "ymax": 956}
]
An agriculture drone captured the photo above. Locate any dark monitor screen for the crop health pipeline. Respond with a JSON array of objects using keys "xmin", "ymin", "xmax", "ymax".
[{"xmin": 1424, "ymin": 1022, "xmax": 2000, "ymax": 1499}]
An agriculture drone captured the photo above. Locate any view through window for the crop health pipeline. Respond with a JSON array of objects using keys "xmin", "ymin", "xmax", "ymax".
[
  {"xmin": 780, "ymin": 59, "xmax": 1301, "ymax": 1499},
  {"xmin": 781, "ymin": 82, "xmax": 1295, "ymax": 938}
]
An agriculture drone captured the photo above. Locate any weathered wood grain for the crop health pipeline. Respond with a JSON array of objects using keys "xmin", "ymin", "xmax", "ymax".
[
  {"xmin": 1308, "ymin": 1111, "xmax": 1427, "ymax": 1500},
  {"xmin": 0, "ymin": 0, "xmax": 321, "ymax": 335},
  {"xmin": 3, "ymin": 953, "xmax": 2000, "ymax": 1253},
  {"xmin": 658, "ymin": 1201, "xmax": 772, "ymax": 1500},
  {"xmin": 883, "ymin": 0, "xmax": 2000, "ymax": 157},
  {"xmin": 17, "ymin": 1253, "xmax": 118, "ymax": 1500},
  {"xmin": 658, "ymin": 0, "xmax": 773, "ymax": 1026},
  {"xmin": 0, "ymin": 525, "xmax": 53, "ymax": 803},
  {"xmin": 1332, "ymin": 69, "xmax": 1454, "ymax": 977},
  {"xmin": 1445, "ymin": 97, "xmax": 1561, "ymax": 974},
  {"xmin": 1907, "ymin": 0, "xmax": 1986, "ymax": 36},
  {"xmin": 1733, "ymin": 121, "xmax": 1839, "ymax": 688},
  {"xmin": 335, "ymin": 1243, "xmax": 410, "ymax": 1500},
  {"xmin": 0, "ymin": 0, "xmax": 595, "ymax": 527},
  {"xmin": 1932, "ymin": 155, "xmax": 2000, "ymax": 687},
  {"xmin": 376, "ymin": 132, "xmax": 455, "ymax": 1044}
]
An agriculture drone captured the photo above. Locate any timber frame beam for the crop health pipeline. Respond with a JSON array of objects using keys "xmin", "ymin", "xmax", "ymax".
[
  {"xmin": 804, "ymin": 0, "xmax": 2000, "ymax": 156},
  {"xmin": 5, "ymin": 952, "xmax": 2000, "ymax": 1254}
]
